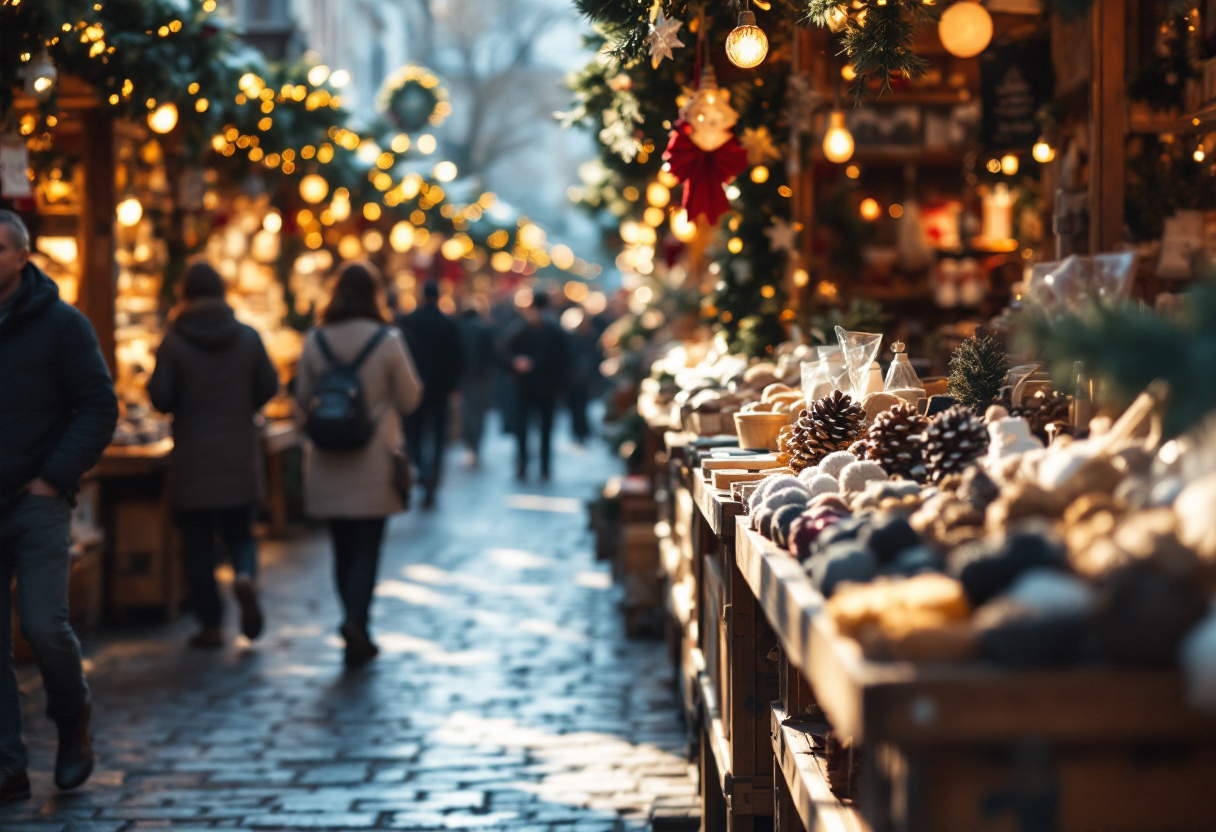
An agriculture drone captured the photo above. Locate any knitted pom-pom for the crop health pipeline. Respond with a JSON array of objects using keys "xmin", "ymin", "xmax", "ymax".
[
  {"xmin": 819, "ymin": 450, "xmax": 858, "ymax": 480},
  {"xmin": 806, "ymin": 474, "xmax": 840, "ymax": 497},
  {"xmin": 840, "ymin": 460, "xmax": 888, "ymax": 493}
]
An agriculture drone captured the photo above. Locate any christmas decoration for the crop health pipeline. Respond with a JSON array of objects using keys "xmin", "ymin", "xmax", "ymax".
[
  {"xmin": 764, "ymin": 217, "xmax": 799, "ymax": 253},
  {"xmin": 822, "ymin": 111, "xmax": 854, "ymax": 163},
  {"xmin": 923, "ymin": 406, "xmax": 989, "ymax": 484},
  {"xmin": 376, "ymin": 65, "xmax": 450, "ymax": 132},
  {"xmin": 1009, "ymin": 390, "xmax": 1072, "ymax": 442},
  {"xmin": 646, "ymin": 10, "xmax": 686, "ymax": 69},
  {"xmin": 663, "ymin": 67, "xmax": 749, "ymax": 224},
  {"xmin": 804, "ymin": 0, "xmax": 931, "ymax": 101},
  {"xmin": 726, "ymin": 8, "xmax": 769, "ymax": 69},
  {"xmin": 740, "ymin": 126, "xmax": 782, "ymax": 166},
  {"xmin": 863, "ymin": 402, "xmax": 928, "ymax": 481},
  {"xmin": 947, "ymin": 328, "xmax": 1010, "ymax": 411},
  {"xmin": 938, "ymin": 0, "xmax": 993, "ymax": 59},
  {"xmin": 780, "ymin": 391, "xmax": 866, "ymax": 472}
]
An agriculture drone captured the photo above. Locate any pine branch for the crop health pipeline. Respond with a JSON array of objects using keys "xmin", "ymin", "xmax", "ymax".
[
  {"xmin": 802, "ymin": 0, "xmax": 930, "ymax": 104},
  {"xmin": 948, "ymin": 328, "xmax": 1010, "ymax": 411}
]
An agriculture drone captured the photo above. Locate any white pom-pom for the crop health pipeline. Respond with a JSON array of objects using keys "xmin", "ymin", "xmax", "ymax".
[
  {"xmin": 796, "ymin": 466, "xmax": 821, "ymax": 486},
  {"xmin": 805, "ymin": 474, "xmax": 840, "ymax": 497},
  {"xmin": 839, "ymin": 460, "xmax": 887, "ymax": 493},
  {"xmin": 818, "ymin": 450, "xmax": 858, "ymax": 480}
]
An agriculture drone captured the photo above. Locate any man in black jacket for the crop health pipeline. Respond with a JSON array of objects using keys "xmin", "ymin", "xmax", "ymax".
[
  {"xmin": 504, "ymin": 291, "xmax": 567, "ymax": 480},
  {"xmin": 0, "ymin": 211, "xmax": 118, "ymax": 801},
  {"xmin": 395, "ymin": 280, "xmax": 465, "ymax": 508}
]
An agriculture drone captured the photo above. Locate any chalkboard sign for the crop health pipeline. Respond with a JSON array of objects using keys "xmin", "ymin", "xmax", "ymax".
[{"xmin": 980, "ymin": 38, "xmax": 1055, "ymax": 151}]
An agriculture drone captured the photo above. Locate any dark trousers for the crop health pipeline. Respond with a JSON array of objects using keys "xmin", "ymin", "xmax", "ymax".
[
  {"xmin": 568, "ymin": 383, "xmax": 590, "ymax": 443},
  {"xmin": 176, "ymin": 506, "xmax": 258, "ymax": 629},
  {"xmin": 404, "ymin": 395, "xmax": 449, "ymax": 492},
  {"xmin": 460, "ymin": 378, "xmax": 491, "ymax": 457},
  {"xmin": 328, "ymin": 518, "xmax": 386, "ymax": 632},
  {"xmin": 0, "ymin": 494, "xmax": 90, "ymax": 773},
  {"xmin": 515, "ymin": 393, "xmax": 557, "ymax": 476}
]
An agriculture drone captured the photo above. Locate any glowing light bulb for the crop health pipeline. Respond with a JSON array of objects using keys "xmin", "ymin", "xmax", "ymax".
[
  {"xmin": 26, "ymin": 52, "xmax": 57, "ymax": 100},
  {"xmin": 938, "ymin": 0, "xmax": 993, "ymax": 58},
  {"xmin": 307, "ymin": 65, "xmax": 330, "ymax": 86},
  {"xmin": 725, "ymin": 11, "xmax": 768, "ymax": 69},
  {"xmin": 860, "ymin": 198, "xmax": 881, "ymax": 221},
  {"xmin": 1000, "ymin": 154, "xmax": 1019, "ymax": 175},
  {"xmin": 147, "ymin": 102, "xmax": 178, "ymax": 134},
  {"xmin": 1032, "ymin": 138, "xmax": 1055, "ymax": 163},
  {"xmin": 646, "ymin": 182, "xmax": 670, "ymax": 208},
  {"xmin": 263, "ymin": 211, "xmax": 282, "ymax": 233},
  {"xmin": 1195, "ymin": 146, "xmax": 1207, "ymax": 163},
  {"xmin": 299, "ymin": 174, "xmax": 329, "ymax": 204},
  {"xmin": 670, "ymin": 209, "xmax": 698, "ymax": 243},
  {"xmin": 116, "ymin": 197, "xmax": 143, "ymax": 227},
  {"xmin": 822, "ymin": 110, "xmax": 854, "ymax": 164},
  {"xmin": 432, "ymin": 161, "xmax": 458, "ymax": 182}
]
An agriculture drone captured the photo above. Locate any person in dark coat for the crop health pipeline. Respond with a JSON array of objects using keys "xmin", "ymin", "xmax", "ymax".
[
  {"xmin": 0, "ymin": 210, "xmax": 118, "ymax": 801},
  {"xmin": 148, "ymin": 263, "xmax": 279, "ymax": 649},
  {"xmin": 503, "ymin": 291, "xmax": 567, "ymax": 479},
  {"xmin": 564, "ymin": 308, "xmax": 603, "ymax": 445},
  {"xmin": 395, "ymin": 280, "xmax": 465, "ymax": 507},
  {"xmin": 456, "ymin": 298, "xmax": 495, "ymax": 465}
]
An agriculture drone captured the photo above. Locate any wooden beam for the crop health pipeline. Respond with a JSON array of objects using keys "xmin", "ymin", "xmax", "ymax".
[
  {"xmin": 1089, "ymin": 0, "xmax": 1126, "ymax": 254},
  {"xmin": 78, "ymin": 109, "xmax": 115, "ymax": 374}
]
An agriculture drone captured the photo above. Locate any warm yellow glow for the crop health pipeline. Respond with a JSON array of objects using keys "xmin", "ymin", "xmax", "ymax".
[
  {"xmin": 845, "ymin": 164, "xmax": 860, "ymax": 179},
  {"xmin": 822, "ymin": 110, "xmax": 854, "ymax": 164},
  {"xmin": 330, "ymin": 188, "xmax": 351, "ymax": 221},
  {"xmin": 750, "ymin": 165, "xmax": 769, "ymax": 183},
  {"xmin": 551, "ymin": 244, "xmax": 576, "ymax": 270},
  {"xmin": 391, "ymin": 134, "xmax": 410, "ymax": 153},
  {"xmin": 860, "ymin": 198, "xmax": 881, "ymax": 221},
  {"xmin": 363, "ymin": 203, "xmax": 382, "ymax": 221},
  {"xmin": 433, "ymin": 161, "xmax": 458, "ymax": 181},
  {"xmin": 263, "ymin": 211, "xmax": 282, "ymax": 233},
  {"xmin": 147, "ymin": 102, "xmax": 178, "ymax": 134},
  {"xmin": 308, "ymin": 65, "xmax": 330, "ymax": 86},
  {"xmin": 299, "ymin": 174, "xmax": 329, "ymax": 204},
  {"xmin": 657, "ymin": 169, "xmax": 680, "ymax": 188},
  {"xmin": 792, "ymin": 268, "xmax": 809, "ymax": 287},
  {"xmin": 889, "ymin": 203, "xmax": 904, "ymax": 219},
  {"xmin": 329, "ymin": 69, "xmax": 351, "ymax": 88},
  {"xmin": 619, "ymin": 221, "xmax": 640, "ymax": 245},
  {"xmin": 841, "ymin": 64, "xmax": 857, "ymax": 81},
  {"xmin": 491, "ymin": 251, "xmax": 514, "ymax": 272},
  {"xmin": 643, "ymin": 207, "xmax": 665, "ymax": 227},
  {"xmin": 1195, "ymin": 147, "xmax": 1207, "ymax": 162},
  {"xmin": 363, "ymin": 230, "xmax": 384, "ymax": 252},
  {"xmin": 519, "ymin": 223, "xmax": 546, "ymax": 248},
  {"xmin": 646, "ymin": 182, "xmax": 670, "ymax": 208},
  {"xmin": 338, "ymin": 234, "xmax": 362, "ymax": 260},
  {"xmin": 1032, "ymin": 139, "xmax": 1055, "ymax": 163},
  {"xmin": 1000, "ymin": 154, "xmax": 1019, "ymax": 176},
  {"xmin": 725, "ymin": 11, "xmax": 768, "ymax": 69},
  {"xmin": 211, "ymin": 134, "xmax": 227, "ymax": 153},
  {"xmin": 727, "ymin": 237, "xmax": 744, "ymax": 253},
  {"xmin": 938, "ymin": 0, "xmax": 993, "ymax": 58},
  {"xmin": 194, "ymin": 98, "xmax": 209, "ymax": 113},
  {"xmin": 565, "ymin": 280, "xmax": 589, "ymax": 302},
  {"xmin": 670, "ymin": 209, "xmax": 698, "ymax": 243},
  {"xmin": 116, "ymin": 197, "xmax": 143, "ymax": 227},
  {"xmin": 986, "ymin": 158, "xmax": 1002, "ymax": 173},
  {"xmin": 390, "ymin": 222, "xmax": 416, "ymax": 252},
  {"xmin": 417, "ymin": 134, "xmax": 437, "ymax": 154}
]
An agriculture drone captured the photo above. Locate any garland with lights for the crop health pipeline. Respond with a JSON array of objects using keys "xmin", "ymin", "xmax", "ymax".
[{"xmin": 376, "ymin": 64, "xmax": 451, "ymax": 133}]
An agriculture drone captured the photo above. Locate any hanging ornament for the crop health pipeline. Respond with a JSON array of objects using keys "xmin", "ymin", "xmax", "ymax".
[
  {"xmin": 822, "ymin": 110, "xmax": 854, "ymax": 164},
  {"xmin": 740, "ymin": 126, "xmax": 782, "ymax": 166},
  {"xmin": 938, "ymin": 1, "xmax": 993, "ymax": 59},
  {"xmin": 764, "ymin": 217, "xmax": 799, "ymax": 253},
  {"xmin": 24, "ymin": 51, "xmax": 57, "ymax": 101},
  {"xmin": 725, "ymin": 5, "xmax": 769, "ymax": 69},
  {"xmin": 662, "ymin": 66, "xmax": 749, "ymax": 225},
  {"xmin": 646, "ymin": 10, "xmax": 686, "ymax": 69}
]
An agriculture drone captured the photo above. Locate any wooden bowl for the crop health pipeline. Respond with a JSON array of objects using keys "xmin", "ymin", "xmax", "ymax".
[{"xmin": 734, "ymin": 412, "xmax": 790, "ymax": 451}]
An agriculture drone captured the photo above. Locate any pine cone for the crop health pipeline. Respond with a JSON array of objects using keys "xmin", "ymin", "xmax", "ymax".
[
  {"xmin": 784, "ymin": 391, "xmax": 864, "ymax": 472},
  {"xmin": 923, "ymin": 405, "xmax": 988, "ymax": 483},
  {"xmin": 863, "ymin": 402, "xmax": 929, "ymax": 481},
  {"xmin": 1011, "ymin": 390, "xmax": 1071, "ymax": 441}
]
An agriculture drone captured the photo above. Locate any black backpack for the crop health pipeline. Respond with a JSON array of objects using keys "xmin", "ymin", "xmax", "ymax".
[{"xmin": 304, "ymin": 327, "xmax": 389, "ymax": 451}]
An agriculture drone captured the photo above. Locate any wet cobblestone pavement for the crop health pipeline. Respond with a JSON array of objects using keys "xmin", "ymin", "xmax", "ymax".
[{"xmin": 2, "ymin": 421, "xmax": 696, "ymax": 831}]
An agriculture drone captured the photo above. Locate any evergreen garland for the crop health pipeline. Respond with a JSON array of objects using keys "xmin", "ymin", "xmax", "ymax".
[
  {"xmin": 804, "ymin": 0, "xmax": 931, "ymax": 103},
  {"xmin": 948, "ymin": 327, "xmax": 1010, "ymax": 411}
]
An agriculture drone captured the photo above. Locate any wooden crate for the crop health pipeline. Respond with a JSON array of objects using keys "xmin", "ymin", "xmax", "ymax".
[{"xmin": 108, "ymin": 497, "xmax": 183, "ymax": 620}]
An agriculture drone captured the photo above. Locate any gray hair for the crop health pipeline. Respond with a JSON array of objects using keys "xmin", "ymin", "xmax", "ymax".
[{"xmin": 0, "ymin": 210, "xmax": 30, "ymax": 250}]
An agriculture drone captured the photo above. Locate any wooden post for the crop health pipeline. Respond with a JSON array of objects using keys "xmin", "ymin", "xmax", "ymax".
[
  {"xmin": 1089, "ymin": 0, "xmax": 1125, "ymax": 254},
  {"xmin": 78, "ymin": 109, "xmax": 115, "ymax": 373}
]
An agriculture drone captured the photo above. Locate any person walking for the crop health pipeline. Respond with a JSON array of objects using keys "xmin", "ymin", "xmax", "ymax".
[
  {"xmin": 148, "ymin": 262, "xmax": 280, "ymax": 649},
  {"xmin": 395, "ymin": 280, "xmax": 465, "ymax": 507},
  {"xmin": 564, "ymin": 308, "xmax": 603, "ymax": 446},
  {"xmin": 456, "ymin": 297, "xmax": 495, "ymax": 465},
  {"xmin": 295, "ymin": 263, "xmax": 422, "ymax": 667},
  {"xmin": 0, "ymin": 210, "xmax": 117, "ymax": 800},
  {"xmin": 504, "ymin": 291, "xmax": 567, "ymax": 480}
]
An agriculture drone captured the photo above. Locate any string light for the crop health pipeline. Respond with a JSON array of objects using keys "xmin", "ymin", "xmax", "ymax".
[
  {"xmin": 725, "ymin": 7, "xmax": 768, "ymax": 69},
  {"xmin": 147, "ymin": 102, "xmax": 178, "ymax": 133},
  {"xmin": 299, "ymin": 174, "xmax": 329, "ymax": 203},
  {"xmin": 116, "ymin": 197, "xmax": 143, "ymax": 227},
  {"xmin": 822, "ymin": 110, "xmax": 854, "ymax": 163},
  {"xmin": 1032, "ymin": 137, "xmax": 1055, "ymax": 163},
  {"xmin": 938, "ymin": 0, "xmax": 992, "ymax": 58}
]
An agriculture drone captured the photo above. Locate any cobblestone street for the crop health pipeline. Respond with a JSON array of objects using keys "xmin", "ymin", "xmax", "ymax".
[{"xmin": 1, "ymin": 421, "xmax": 695, "ymax": 831}]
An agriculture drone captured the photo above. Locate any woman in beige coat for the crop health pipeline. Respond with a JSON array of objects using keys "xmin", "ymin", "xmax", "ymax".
[{"xmin": 295, "ymin": 263, "xmax": 422, "ymax": 666}]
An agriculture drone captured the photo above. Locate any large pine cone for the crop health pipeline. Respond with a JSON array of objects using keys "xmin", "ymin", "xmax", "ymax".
[
  {"xmin": 923, "ymin": 405, "xmax": 988, "ymax": 483},
  {"xmin": 863, "ymin": 402, "xmax": 929, "ymax": 481},
  {"xmin": 782, "ymin": 390, "xmax": 864, "ymax": 472},
  {"xmin": 1010, "ymin": 389, "xmax": 1071, "ymax": 441}
]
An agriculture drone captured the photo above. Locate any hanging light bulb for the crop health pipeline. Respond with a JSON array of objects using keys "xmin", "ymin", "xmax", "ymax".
[
  {"xmin": 1032, "ymin": 137, "xmax": 1055, "ymax": 163},
  {"xmin": 725, "ymin": 8, "xmax": 768, "ymax": 69},
  {"xmin": 25, "ymin": 51, "xmax": 58, "ymax": 101},
  {"xmin": 938, "ymin": 0, "xmax": 993, "ymax": 59},
  {"xmin": 822, "ymin": 110, "xmax": 855, "ymax": 164},
  {"xmin": 116, "ymin": 197, "xmax": 143, "ymax": 228},
  {"xmin": 1195, "ymin": 144, "xmax": 1207, "ymax": 163},
  {"xmin": 299, "ymin": 174, "xmax": 329, "ymax": 204},
  {"xmin": 147, "ymin": 102, "xmax": 178, "ymax": 134}
]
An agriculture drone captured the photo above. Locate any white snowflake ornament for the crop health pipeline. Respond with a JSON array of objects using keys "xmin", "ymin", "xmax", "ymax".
[
  {"xmin": 646, "ymin": 11, "xmax": 685, "ymax": 69},
  {"xmin": 764, "ymin": 217, "xmax": 799, "ymax": 253}
]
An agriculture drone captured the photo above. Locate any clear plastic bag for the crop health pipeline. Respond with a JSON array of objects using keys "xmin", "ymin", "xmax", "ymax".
[
  {"xmin": 1024, "ymin": 252, "xmax": 1137, "ymax": 315},
  {"xmin": 835, "ymin": 326, "xmax": 883, "ymax": 400}
]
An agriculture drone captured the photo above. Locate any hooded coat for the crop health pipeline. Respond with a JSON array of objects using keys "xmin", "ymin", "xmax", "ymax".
[
  {"xmin": 0, "ymin": 263, "xmax": 118, "ymax": 510},
  {"xmin": 148, "ymin": 298, "xmax": 280, "ymax": 510}
]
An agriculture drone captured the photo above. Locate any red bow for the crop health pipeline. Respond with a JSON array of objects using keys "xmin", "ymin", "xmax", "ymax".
[{"xmin": 663, "ymin": 120, "xmax": 749, "ymax": 225}]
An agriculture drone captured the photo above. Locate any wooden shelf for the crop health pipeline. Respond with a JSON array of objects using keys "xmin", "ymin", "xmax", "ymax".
[
  {"xmin": 692, "ymin": 472, "xmax": 744, "ymax": 541},
  {"xmin": 771, "ymin": 705, "xmax": 868, "ymax": 832}
]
